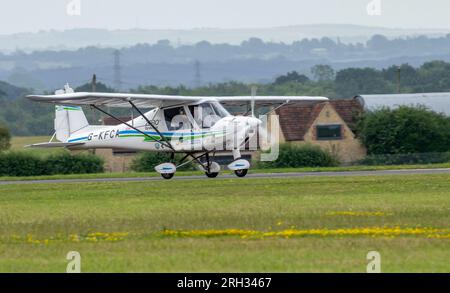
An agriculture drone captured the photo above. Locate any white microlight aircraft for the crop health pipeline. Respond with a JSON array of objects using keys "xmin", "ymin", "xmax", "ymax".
[{"xmin": 27, "ymin": 84, "xmax": 328, "ymax": 179}]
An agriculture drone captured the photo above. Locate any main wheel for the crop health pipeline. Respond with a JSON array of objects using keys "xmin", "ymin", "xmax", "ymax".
[
  {"xmin": 161, "ymin": 173, "xmax": 174, "ymax": 180},
  {"xmin": 205, "ymin": 172, "xmax": 219, "ymax": 178},
  {"xmin": 234, "ymin": 169, "xmax": 248, "ymax": 177}
]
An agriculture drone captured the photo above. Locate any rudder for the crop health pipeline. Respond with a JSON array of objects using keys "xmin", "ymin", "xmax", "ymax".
[{"xmin": 55, "ymin": 105, "xmax": 89, "ymax": 142}]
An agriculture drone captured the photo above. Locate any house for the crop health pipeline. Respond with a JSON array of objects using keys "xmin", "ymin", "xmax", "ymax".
[{"xmin": 275, "ymin": 100, "xmax": 366, "ymax": 163}]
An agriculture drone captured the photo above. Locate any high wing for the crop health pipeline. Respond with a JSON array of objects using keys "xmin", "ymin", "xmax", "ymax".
[
  {"xmin": 26, "ymin": 92, "xmax": 201, "ymax": 108},
  {"xmin": 216, "ymin": 96, "xmax": 328, "ymax": 106},
  {"xmin": 27, "ymin": 92, "xmax": 328, "ymax": 108}
]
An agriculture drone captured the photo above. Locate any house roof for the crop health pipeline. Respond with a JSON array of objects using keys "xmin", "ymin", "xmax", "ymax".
[
  {"xmin": 329, "ymin": 99, "xmax": 363, "ymax": 124},
  {"xmin": 276, "ymin": 100, "xmax": 362, "ymax": 141}
]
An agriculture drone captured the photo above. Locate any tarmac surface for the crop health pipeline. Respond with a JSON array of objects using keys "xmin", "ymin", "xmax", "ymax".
[{"xmin": 1, "ymin": 168, "xmax": 450, "ymax": 185}]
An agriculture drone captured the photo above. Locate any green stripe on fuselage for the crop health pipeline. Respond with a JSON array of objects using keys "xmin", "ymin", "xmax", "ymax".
[
  {"xmin": 60, "ymin": 106, "xmax": 82, "ymax": 111},
  {"xmin": 118, "ymin": 130, "xmax": 227, "ymax": 142}
]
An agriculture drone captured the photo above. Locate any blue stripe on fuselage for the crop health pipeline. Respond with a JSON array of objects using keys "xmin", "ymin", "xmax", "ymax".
[
  {"xmin": 118, "ymin": 130, "xmax": 212, "ymax": 136},
  {"xmin": 67, "ymin": 129, "xmax": 222, "ymax": 143},
  {"xmin": 68, "ymin": 136, "xmax": 89, "ymax": 142}
]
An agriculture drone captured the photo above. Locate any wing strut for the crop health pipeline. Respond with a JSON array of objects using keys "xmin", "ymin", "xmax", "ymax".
[
  {"xmin": 90, "ymin": 104, "xmax": 175, "ymax": 151},
  {"xmin": 128, "ymin": 100, "xmax": 174, "ymax": 151}
]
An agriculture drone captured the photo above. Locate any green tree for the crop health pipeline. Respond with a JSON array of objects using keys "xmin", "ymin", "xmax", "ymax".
[
  {"xmin": 416, "ymin": 60, "xmax": 450, "ymax": 92},
  {"xmin": 382, "ymin": 64, "xmax": 419, "ymax": 91},
  {"xmin": 358, "ymin": 106, "xmax": 450, "ymax": 155},
  {"xmin": 75, "ymin": 82, "xmax": 115, "ymax": 93},
  {"xmin": 335, "ymin": 67, "xmax": 394, "ymax": 98},
  {"xmin": 311, "ymin": 64, "xmax": 335, "ymax": 81},
  {"xmin": 274, "ymin": 71, "xmax": 310, "ymax": 85},
  {"xmin": 0, "ymin": 124, "xmax": 11, "ymax": 151}
]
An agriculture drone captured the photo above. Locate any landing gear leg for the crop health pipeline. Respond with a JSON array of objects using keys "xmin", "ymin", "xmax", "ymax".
[{"xmin": 203, "ymin": 153, "xmax": 220, "ymax": 178}]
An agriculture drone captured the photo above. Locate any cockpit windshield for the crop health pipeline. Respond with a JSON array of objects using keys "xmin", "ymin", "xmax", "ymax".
[{"xmin": 188, "ymin": 102, "xmax": 230, "ymax": 128}]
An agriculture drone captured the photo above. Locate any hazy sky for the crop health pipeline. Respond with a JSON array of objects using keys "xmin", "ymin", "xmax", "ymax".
[{"xmin": 1, "ymin": 0, "xmax": 449, "ymax": 34}]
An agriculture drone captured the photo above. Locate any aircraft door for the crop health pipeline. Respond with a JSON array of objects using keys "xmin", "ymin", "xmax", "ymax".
[{"xmin": 163, "ymin": 106, "xmax": 192, "ymax": 131}]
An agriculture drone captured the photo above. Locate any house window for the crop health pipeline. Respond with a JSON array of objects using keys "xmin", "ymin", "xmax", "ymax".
[{"xmin": 316, "ymin": 125, "xmax": 342, "ymax": 140}]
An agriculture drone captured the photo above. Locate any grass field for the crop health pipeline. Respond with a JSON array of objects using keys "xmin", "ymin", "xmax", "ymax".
[
  {"xmin": 0, "ymin": 173, "xmax": 449, "ymax": 272},
  {"xmin": 9, "ymin": 136, "xmax": 66, "ymax": 157}
]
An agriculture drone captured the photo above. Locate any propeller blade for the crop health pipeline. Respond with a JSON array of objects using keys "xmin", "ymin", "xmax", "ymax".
[{"xmin": 251, "ymin": 86, "xmax": 257, "ymax": 118}]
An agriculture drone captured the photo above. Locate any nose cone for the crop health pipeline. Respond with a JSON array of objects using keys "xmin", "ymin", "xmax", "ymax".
[
  {"xmin": 247, "ymin": 116, "xmax": 262, "ymax": 126},
  {"xmin": 227, "ymin": 116, "xmax": 261, "ymax": 139},
  {"xmin": 242, "ymin": 116, "xmax": 261, "ymax": 140}
]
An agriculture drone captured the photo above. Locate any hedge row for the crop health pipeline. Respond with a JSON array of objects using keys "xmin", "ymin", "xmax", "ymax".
[
  {"xmin": 130, "ymin": 152, "xmax": 195, "ymax": 172},
  {"xmin": 0, "ymin": 152, "xmax": 104, "ymax": 177},
  {"xmin": 258, "ymin": 144, "xmax": 339, "ymax": 168},
  {"xmin": 357, "ymin": 152, "xmax": 450, "ymax": 166}
]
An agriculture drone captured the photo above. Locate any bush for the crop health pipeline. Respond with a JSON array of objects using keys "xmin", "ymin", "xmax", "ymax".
[
  {"xmin": 358, "ymin": 106, "xmax": 450, "ymax": 155},
  {"xmin": 130, "ymin": 152, "xmax": 194, "ymax": 172},
  {"xmin": 0, "ymin": 125, "xmax": 11, "ymax": 151},
  {"xmin": 0, "ymin": 152, "xmax": 46, "ymax": 176},
  {"xmin": 44, "ymin": 152, "xmax": 104, "ymax": 175},
  {"xmin": 0, "ymin": 151, "xmax": 104, "ymax": 177},
  {"xmin": 358, "ymin": 152, "xmax": 450, "ymax": 166},
  {"xmin": 258, "ymin": 144, "xmax": 339, "ymax": 168}
]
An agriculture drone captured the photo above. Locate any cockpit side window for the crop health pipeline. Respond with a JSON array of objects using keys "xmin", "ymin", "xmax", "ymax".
[
  {"xmin": 164, "ymin": 106, "xmax": 191, "ymax": 130},
  {"xmin": 211, "ymin": 102, "xmax": 231, "ymax": 118},
  {"xmin": 188, "ymin": 103, "xmax": 223, "ymax": 129}
]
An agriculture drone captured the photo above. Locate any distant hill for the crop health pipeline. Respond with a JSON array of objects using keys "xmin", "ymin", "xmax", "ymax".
[
  {"xmin": 1, "ymin": 24, "xmax": 450, "ymax": 52},
  {"xmin": 2, "ymin": 32, "xmax": 450, "ymax": 91},
  {"xmin": 0, "ymin": 80, "xmax": 29, "ymax": 99}
]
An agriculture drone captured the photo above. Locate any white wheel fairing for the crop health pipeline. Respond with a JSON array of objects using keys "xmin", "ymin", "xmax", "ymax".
[
  {"xmin": 155, "ymin": 162, "xmax": 177, "ymax": 174},
  {"xmin": 227, "ymin": 159, "xmax": 250, "ymax": 171}
]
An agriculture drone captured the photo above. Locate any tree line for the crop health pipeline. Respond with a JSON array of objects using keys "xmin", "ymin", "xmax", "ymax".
[
  {"xmin": 4, "ymin": 34, "xmax": 450, "ymax": 66},
  {"xmin": 1, "ymin": 60, "xmax": 450, "ymax": 136}
]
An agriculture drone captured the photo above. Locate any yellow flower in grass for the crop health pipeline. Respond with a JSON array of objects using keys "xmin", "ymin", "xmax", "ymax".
[
  {"xmin": 69, "ymin": 234, "xmax": 80, "ymax": 242},
  {"xmin": 87, "ymin": 232, "xmax": 107, "ymax": 238},
  {"xmin": 85, "ymin": 232, "xmax": 129, "ymax": 242},
  {"xmin": 86, "ymin": 236, "xmax": 98, "ymax": 242},
  {"xmin": 427, "ymin": 233, "xmax": 450, "ymax": 239},
  {"xmin": 25, "ymin": 234, "xmax": 49, "ymax": 245},
  {"xmin": 326, "ymin": 211, "xmax": 389, "ymax": 217},
  {"xmin": 162, "ymin": 227, "xmax": 450, "ymax": 239}
]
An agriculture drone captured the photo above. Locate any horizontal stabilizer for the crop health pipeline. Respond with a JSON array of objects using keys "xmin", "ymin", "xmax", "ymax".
[{"xmin": 26, "ymin": 142, "xmax": 85, "ymax": 148}]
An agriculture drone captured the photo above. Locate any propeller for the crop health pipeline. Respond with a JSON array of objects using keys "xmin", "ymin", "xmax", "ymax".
[{"xmin": 251, "ymin": 86, "xmax": 256, "ymax": 118}]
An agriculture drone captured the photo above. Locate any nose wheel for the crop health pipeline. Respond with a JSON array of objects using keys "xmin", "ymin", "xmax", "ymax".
[
  {"xmin": 228, "ymin": 158, "xmax": 250, "ymax": 178},
  {"xmin": 234, "ymin": 169, "xmax": 248, "ymax": 177}
]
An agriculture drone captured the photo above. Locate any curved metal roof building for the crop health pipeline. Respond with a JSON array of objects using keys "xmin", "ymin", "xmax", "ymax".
[{"xmin": 354, "ymin": 93, "xmax": 450, "ymax": 116}]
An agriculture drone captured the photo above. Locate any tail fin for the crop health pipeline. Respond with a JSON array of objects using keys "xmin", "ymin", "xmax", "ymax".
[{"xmin": 55, "ymin": 105, "xmax": 89, "ymax": 142}]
